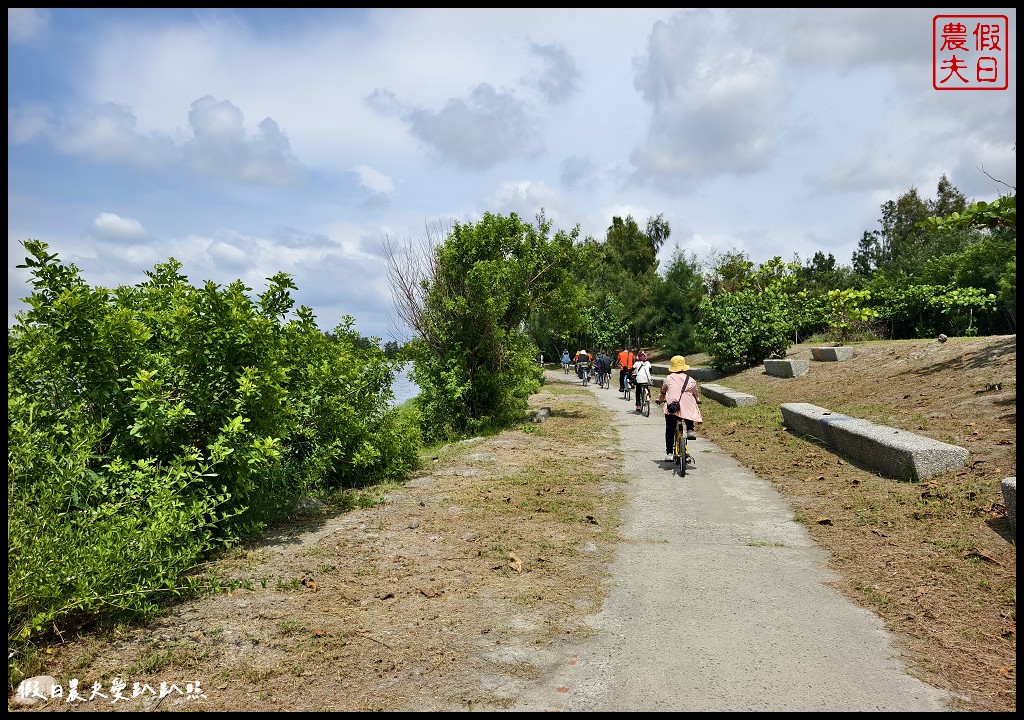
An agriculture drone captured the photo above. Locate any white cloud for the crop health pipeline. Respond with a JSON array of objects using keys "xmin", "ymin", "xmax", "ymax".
[
  {"xmin": 183, "ymin": 96, "xmax": 304, "ymax": 185},
  {"xmin": 630, "ymin": 10, "xmax": 787, "ymax": 186},
  {"xmin": 54, "ymin": 103, "xmax": 177, "ymax": 170},
  {"xmin": 352, "ymin": 165, "xmax": 395, "ymax": 195},
  {"xmin": 524, "ymin": 42, "xmax": 582, "ymax": 104},
  {"xmin": 92, "ymin": 213, "xmax": 149, "ymax": 243},
  {"xmin": 403, "ymin": 83, "xmax": 544, "ymax": 170}
]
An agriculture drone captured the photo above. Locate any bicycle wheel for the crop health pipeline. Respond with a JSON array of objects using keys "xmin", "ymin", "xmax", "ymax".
[
  {"xmin": 680, "ymin": 434, "xmax": 688, "ymax": 476},
  {"xmin": 672, "ymin": 426, "xmax": 681, "ymax": 475},
  {"xmin": 582, "ymin": 370, "xmax": 589, "ymax": 387},
  {"xmin": 624, "ymin": 380, "xmax": 631, "ymax": 402},
  {"xmin": 641, "ymin": 388, "xmax": 651, "ymax": 417},
  {"xmin": 674, "ymin": 423, "xmax": 686, "ymax": 477}
]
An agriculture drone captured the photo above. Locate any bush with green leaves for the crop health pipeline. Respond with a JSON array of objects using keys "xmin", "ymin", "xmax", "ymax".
[
  {"xmin": 694, "ymin": 286, "xmax": 795, "ymax": 371},
  {"xmin": 8, "ymin": 239, "xmax": 419, "ymax": 667},
  {"xmin": 868, "ymin": 280, "xmax": 999, "ymax": 339}
]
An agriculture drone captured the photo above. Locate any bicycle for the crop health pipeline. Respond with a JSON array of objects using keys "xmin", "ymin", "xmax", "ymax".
[
  {"xmin": 562, "ymin": 360, "xmax": 570, "ymax": 374},
  {"xmin": 638, "ymin": 385, "xmax": 651, "ymax": 417},
  {"xmin": 672, "ymin": 421, "xmax": 695, "ymax": 477},
  {"xmin": 596, "ymin": 368, "xmax": 608, "ymax": 389},
  {"xmin": 579, "ymin": 363, "xmax": 591, "ymax": 387},
  {"xmin": 623, "ymin": 373, "xmax": 632, "ymax": 402}
]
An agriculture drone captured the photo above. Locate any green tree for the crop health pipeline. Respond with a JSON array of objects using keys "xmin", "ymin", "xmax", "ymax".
[
  {"xmin": 384, "ymin": 212, "xmax": 579, "ymax": 442},
  {"xmin": 696, "ymin": 254, "xmax": 799, "ymax": 370},
  {"xmin": 577, "ymin": 214, "xmax": 669, "ymax": 348},
  {"xmin": 653, "ymin": 246, "xmax": 706, "ymax": 352},
  {"xmin": 854, "ymin": 177, "xmax": 970, "ymax": 280}
]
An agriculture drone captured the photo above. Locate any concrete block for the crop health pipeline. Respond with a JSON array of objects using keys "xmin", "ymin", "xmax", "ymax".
[
  {"xmin": 687, "ymin": 366, "xmax": 725, "ymax": 381},
  {"xmin": 650, "ymin": 365, "xmax": 722, "ymax": 381},
  {"xmin": 811, "ymin": 346, "xmax": 854, "ymax": 361},
  {"xmin": 780, "ymin": 402, "xmax": 969, "ymax": 482},
  {"xmin": 1002, "ymin": 477, "xmax": 1016, "ymax": 533},
  {"xmin": 764, "ymin": 359, "xmax": 809, "ymax": 378},
  {"xmin": 701, "ymin": 383, "xmax": 758, "ymax": 407}
]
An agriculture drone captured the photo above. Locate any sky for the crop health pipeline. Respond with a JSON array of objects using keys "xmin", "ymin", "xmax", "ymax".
[{"xmin": 8, "ymin": 8, "xmax": 1017, "ymax": 342}]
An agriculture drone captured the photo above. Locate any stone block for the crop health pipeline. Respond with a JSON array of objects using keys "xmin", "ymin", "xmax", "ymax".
[
  {"xmin": 701, "ymin": 383, "xmax": 757, "ymax": 407},
  {"xmin": 764, "ymin": 359, "xmax": 809, "ymax": 378},
  {"xmin": 780, "ymin": 403, "xmax": 969, "ymax": 482},
  {"xmin": 811, "ymin": 346, "xmax": 854, "ymax": 361}
]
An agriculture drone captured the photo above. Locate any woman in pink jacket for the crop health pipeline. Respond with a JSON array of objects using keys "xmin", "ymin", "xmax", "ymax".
[{"xmin": 655, "ymin": 355, "xmax": 702, "ymax": 461}]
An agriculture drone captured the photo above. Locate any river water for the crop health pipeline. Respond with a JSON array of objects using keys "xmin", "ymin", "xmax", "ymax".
[{"xmin": 390, "ymin": 362, "xmax": 419, "ymax": 406}]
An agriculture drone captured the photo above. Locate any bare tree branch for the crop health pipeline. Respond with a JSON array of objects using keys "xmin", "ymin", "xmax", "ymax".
[
  {"xmin": 977, "ymin": 164, "xmax": 1016, "ymax": 193},
  {"xmin": 381, "ymin": 220, "xmax": 452, "ymax": 352}
]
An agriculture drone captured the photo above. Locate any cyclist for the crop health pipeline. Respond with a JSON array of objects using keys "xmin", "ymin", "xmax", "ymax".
[
  {"xmin": 595, "ymin": 349, "xmax": 613, "ymax": 388},
  {"xmin": 616, "ymin": 345, "xmax": 635, "ymax": 393},
  {"xmin": 632, "ymin": 351, "xmax": 653, "ymax": 412},
  {"xmin": 573, "ymin": 349, "xmax": 592, "ymax": 381},
  {"xmin": 655, "ymin": 355, "xmax": 702, "ymax": 462},
  {"xmin": 561, "ymin": 348, "xmax": 571, "ymax": 373}
]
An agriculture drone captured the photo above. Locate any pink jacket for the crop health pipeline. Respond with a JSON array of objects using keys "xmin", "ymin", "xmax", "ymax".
[{"xmin": 658, "ymin": 372, "xmax": 703, "ymax": 423}]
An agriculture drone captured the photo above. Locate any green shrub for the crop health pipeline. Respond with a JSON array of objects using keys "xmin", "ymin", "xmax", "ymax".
[
  {"xmin": 8, "ymin": 240, "xmax": 420, "ymax": 665},
  {"xmin": 694, "ymin": 287, "xmax": 795, "ymax": 371}
]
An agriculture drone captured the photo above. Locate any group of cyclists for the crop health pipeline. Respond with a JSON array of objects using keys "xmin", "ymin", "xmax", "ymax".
[
  {"xmin": 562, "ymin": 348, "xmax": 610, "ymax": 387},
  {"xmin": 558, "ymin": 345, "xmax": 703, "ymax": 466}
]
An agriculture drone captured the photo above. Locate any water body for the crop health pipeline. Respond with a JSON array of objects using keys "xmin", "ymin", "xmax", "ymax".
[{"xmin": 390, "ymin": 362, "xmax": 419, "ymax": 406}]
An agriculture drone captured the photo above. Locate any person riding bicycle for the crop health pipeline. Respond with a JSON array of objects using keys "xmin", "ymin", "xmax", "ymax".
[
  {"xmin": 594, "ymin": 350, "xmax": 612, "ymax": 386},
  {"xmin": 632, "ymin": 351, "xmax": 653, "ymax": 413},
  {"xmin": 616, "ymin": 346, "xmax": 635, "ymax": 393},
  {"xmin": 561, "ymin": 348, "xmax": 571, "ymax": 372},
  {"xmin": 655, "ymin": 355, "xmax": 702, "ymax": 462},
  {"xmin": 573, "ymin": 349, "xmax": 592, "ymax": 381}
]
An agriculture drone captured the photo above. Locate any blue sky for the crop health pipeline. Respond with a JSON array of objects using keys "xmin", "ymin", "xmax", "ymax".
[{"xmin": 8, "ymin": 8, "xmax": 1017, "ymax": 341}]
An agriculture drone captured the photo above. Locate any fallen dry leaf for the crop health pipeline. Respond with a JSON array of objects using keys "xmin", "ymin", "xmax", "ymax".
[
  {"xmin": 816, "ymin": 517, "xmax": 833, "ymax": 526},
  {"xmin": 301, "ymin": 575, "xmax": 318, "ymax": 593},
  {"xmin": 508, "ymin": 551, "xmax": 523, "ymax": 574}
]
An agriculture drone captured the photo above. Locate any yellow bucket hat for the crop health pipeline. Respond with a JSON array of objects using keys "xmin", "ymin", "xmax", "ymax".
[{"xmin": 669, "ymin": 355, "xmax": 689, "ymax": 372}]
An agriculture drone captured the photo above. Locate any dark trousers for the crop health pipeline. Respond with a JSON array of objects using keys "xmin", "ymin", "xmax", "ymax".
[
  {"xmin": 619, "ymin": 367, "xmax": 632, "ymax": 391},
  {"xmin": 664, "ymin": 415, "xmax": 695, "ymax": 454},
  {"xmin": 634, "ymin": 383, "xmax": 649, "ymax": 409}
]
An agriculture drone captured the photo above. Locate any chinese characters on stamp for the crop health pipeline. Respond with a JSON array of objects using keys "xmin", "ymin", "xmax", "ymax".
[{"xmin": 933, "ymin": 15, "xmax": 1009, "ymax": 90}]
